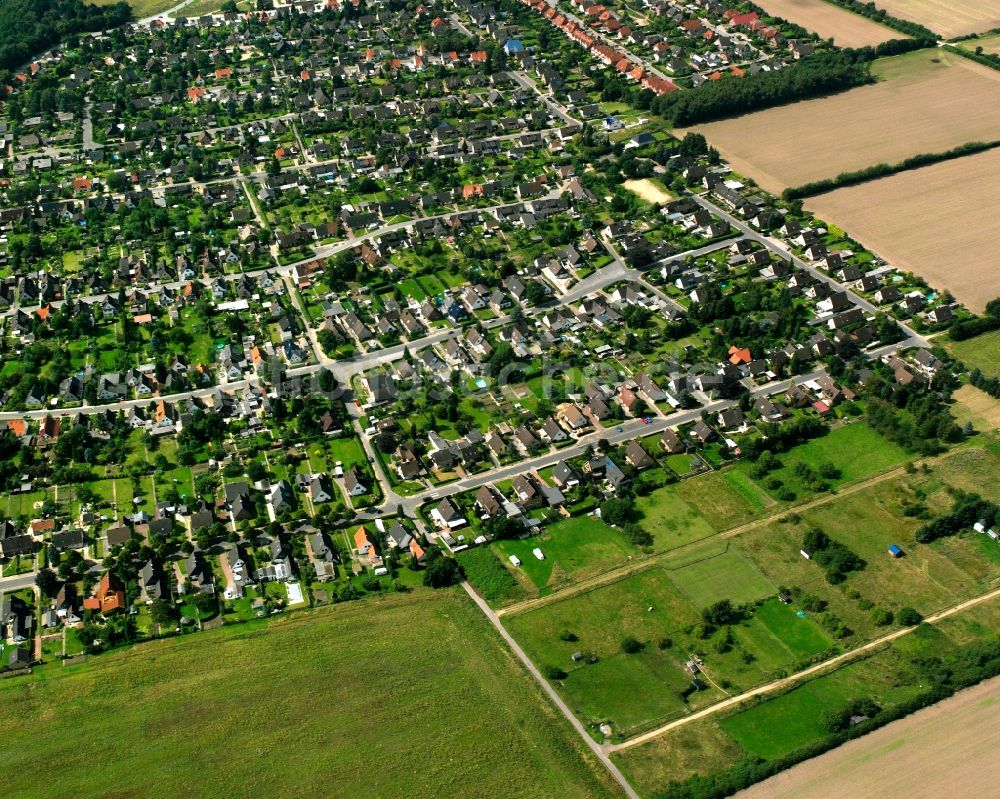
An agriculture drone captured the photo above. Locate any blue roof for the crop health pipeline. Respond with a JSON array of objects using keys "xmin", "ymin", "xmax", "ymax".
[
  {"xmin": 888, "ymin": 545, "xmax": 902, "ymax": 554},
  {"xmin": 504, "ymin": 39, "xmax": 525, "ymax": 52}
]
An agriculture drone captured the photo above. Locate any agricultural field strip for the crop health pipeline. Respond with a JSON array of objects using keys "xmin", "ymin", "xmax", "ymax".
[
  {"xmin": 497, "ymin": 453, "xmax": 927, "ymax": 618},
  {"xmin": 607, "ymin": 584, "xmax": 1000, "ymax": 753},
  {"xmin": 872, "ymin": 0, "xmax": 1000, "ymax": 39}
]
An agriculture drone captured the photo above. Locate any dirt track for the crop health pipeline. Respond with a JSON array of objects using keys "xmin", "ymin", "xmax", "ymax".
[{"xmin": 736, "ymin": 674, "xmax": 1000, "ymax": 799}]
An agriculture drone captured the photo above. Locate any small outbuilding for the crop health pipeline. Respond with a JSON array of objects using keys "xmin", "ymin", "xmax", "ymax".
[{"xmin": 888, "ymin": 544, "xmax": 904, "ymax": 558}]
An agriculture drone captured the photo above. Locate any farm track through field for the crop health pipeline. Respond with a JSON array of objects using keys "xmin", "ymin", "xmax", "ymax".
[{"xmin": 496, "ymin": 450, "xmax": 971, "ymax": 619}]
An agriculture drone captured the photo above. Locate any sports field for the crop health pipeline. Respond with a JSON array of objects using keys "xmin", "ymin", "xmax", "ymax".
[
  {"xmin": 874, "ymin": 0, "xmax": 1000, "ymax": 39},
  {"xmin": 737, "ymin": 674, "xmax": 1000, "ymax": 799},
  {"xmin": 0, "ymin": 592, "xmax": 618, "ymax": 799},
  {"xmin": 689, "ymin": 49, "xmax": 1000, "ymax": 193},
  {"xmin": 622, "ymin": 179, "xmax": 673, "ymax": 205},
  {"xmin": 755, "ymin": 0, "xmax": 900, "ymax": 47},
  {"xmin": 806, "ymin": 147, "xmax": 1000, "ymax": 312}
]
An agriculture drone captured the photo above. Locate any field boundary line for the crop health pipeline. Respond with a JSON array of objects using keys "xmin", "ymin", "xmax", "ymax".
[{"xmin": 607, "ymin": 583, "xmax": 1000, "ymax": 753}]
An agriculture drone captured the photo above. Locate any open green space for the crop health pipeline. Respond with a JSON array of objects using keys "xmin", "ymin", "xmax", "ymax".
[
  {"xmin": 667, "ymin": 550, "xmax": 776, "ymax": 608},
  {"xmin": 947, "ymin": 329, "xmax": 1000, "ymax": 378},
  {"xmin": 0, "ymin": 591, "xmax": 616, "ymax": 799},
  {"xmin": 492, "ymin": 516, "xmax": 637, "ymax": 592}
]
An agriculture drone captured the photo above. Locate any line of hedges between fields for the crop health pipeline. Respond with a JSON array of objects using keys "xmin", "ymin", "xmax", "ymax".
[{"xmin": 781, "ymin": 140, "xmax": 1000, "ymax": 200}]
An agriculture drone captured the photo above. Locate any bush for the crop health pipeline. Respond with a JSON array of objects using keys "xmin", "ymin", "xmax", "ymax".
[
  {"xmin": 544, "ymin": 665, "xmax": 567, "ymax": 680},
  {"xmin": 621, "ymin": 636, "xmax": 643, "ymax": 654},
  {"xmin": 898, "ymin": 607, "xmax": 923, "ymax": 626}
]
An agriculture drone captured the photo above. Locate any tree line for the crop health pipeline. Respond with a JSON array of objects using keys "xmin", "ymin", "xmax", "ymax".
[
  {"xmin": 782, "ymin": 140, "xmax": 1000, "ymax": 200},
  {"xmin": 650, "ymin": 38, "xmax": 931, "ymax": 127},
  {"xmin": 949, "ymin": 298, "xmax": 1000, "ymax": 341}
]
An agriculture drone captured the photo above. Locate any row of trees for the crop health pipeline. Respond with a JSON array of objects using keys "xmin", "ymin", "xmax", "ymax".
[{"xmin": 916, "ymin": 492, "xmax": 998, "ymax": 544}]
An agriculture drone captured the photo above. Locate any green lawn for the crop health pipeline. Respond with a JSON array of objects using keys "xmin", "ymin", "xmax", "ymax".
[
  {"xmin": 636, "ymin": 469, "xmax": 775, "ymax": 549},
  {"xmin": 327, "ymin": 436, "xmax": 367, "ymax": 469},
  {"xmin": 735, "ymin": 599, "xmax": 834, "ymax": 673},
  {"xmin": 0, "ymin": 591, "xmax": 616, "ymax": 799},
  {"xmin": 492, "ymin": 516, "xmax": 637, "ymax": 592}
]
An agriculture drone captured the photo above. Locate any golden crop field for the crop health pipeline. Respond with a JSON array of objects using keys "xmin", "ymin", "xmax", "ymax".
[
  {"xmin": 755, "ymin": 0, "xmax": 900, "ymax": 47},
  {"xmin": 688, "ymin": 49, "xmax": 1000, "ymax": 193},
  {"xmin": 874, "ymin": 0, "xmax": 1000, "ymax": 39},
  {"xmin": 805, "ymin": 147, "xmax": 1000, "ymax": 313}
]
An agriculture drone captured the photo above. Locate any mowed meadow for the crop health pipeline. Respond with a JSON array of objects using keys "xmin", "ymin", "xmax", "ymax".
[
  {"xmin": 805, "ymin": 147, "xmax": 1000, "ymax": 312},
  {"xmin": 754, "ymin": 0, "xmax": 899, "ymax": 48},
  {"xmin": 687, "ymin": 49, "xmax": 1000, "ymax": 193},
  {"xmin": 0, "ymin": 591, "xmax": 619, "ymax": 799}
]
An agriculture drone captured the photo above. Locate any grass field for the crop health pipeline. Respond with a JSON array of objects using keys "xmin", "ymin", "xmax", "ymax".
[
  {"xmin": 950, "ymin": 384, "xmax": 1000, "ymax": 433},
  {"xmin": 745, "ymin": 422, "xmax": 909, "ymax": 501},
  {"xmin": 947, "ymin": 329, "xmax": 1000, "ymax": 377},
  {"xmin": 961, "ymin": 32, "xmax": 1000, "ymax": 55},
  {"xmin": 0, "ymin": 591, "xmax": 618, "ymax": 799},
  {"xmin": 667, "ymin": 550, "xmax": 775, "ymax": 607},
  {"xmin": 755, "ymin": 0, "xmax": 900, "ymax": 47},
  {"xmin": 637, "ymin": 469, "xmax": 773, "ymax": 548},
  {"xmin": 690, "ymin": 49, "xmax": 1000, "ymax": 193},
  {"xmin": 874, "ymin": 0, "xmax": 1000, "ymax": 38},
  {"xmin": 492, "ymin": 516, "xmax": 637, "ymax": 592},
  {"xmin": 806, "ymin": 146, "xmax": 1000, "ymax": 312}
]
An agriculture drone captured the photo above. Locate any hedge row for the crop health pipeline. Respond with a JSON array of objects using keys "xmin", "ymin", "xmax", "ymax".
[{"xmin": 782, "ymin": 140, "xmax": 1000, "ymax": 200}]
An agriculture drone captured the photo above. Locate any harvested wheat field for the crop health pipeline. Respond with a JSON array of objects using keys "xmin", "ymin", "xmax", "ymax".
[
  {"xmin": 622, "ymin": 178, "xmax": 673, "ymax": 204},
  {"xmin": 875, "ymin": 0, "xmax": 1000, "ymax": 39},
  {"xmin": 756, "ymin": 0, "xmax": 900, "ymax": 47},
  {"xmin": 805, "ymin": 147, "xmax": 1000, "ymax": 313},
  {"xmin": 736, "ymin": 674, "xmax": 1000, "ymax": 799},
  {"xmin": 690, "ymin": 49, "xmax": 1000, "ymax": 193}
]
